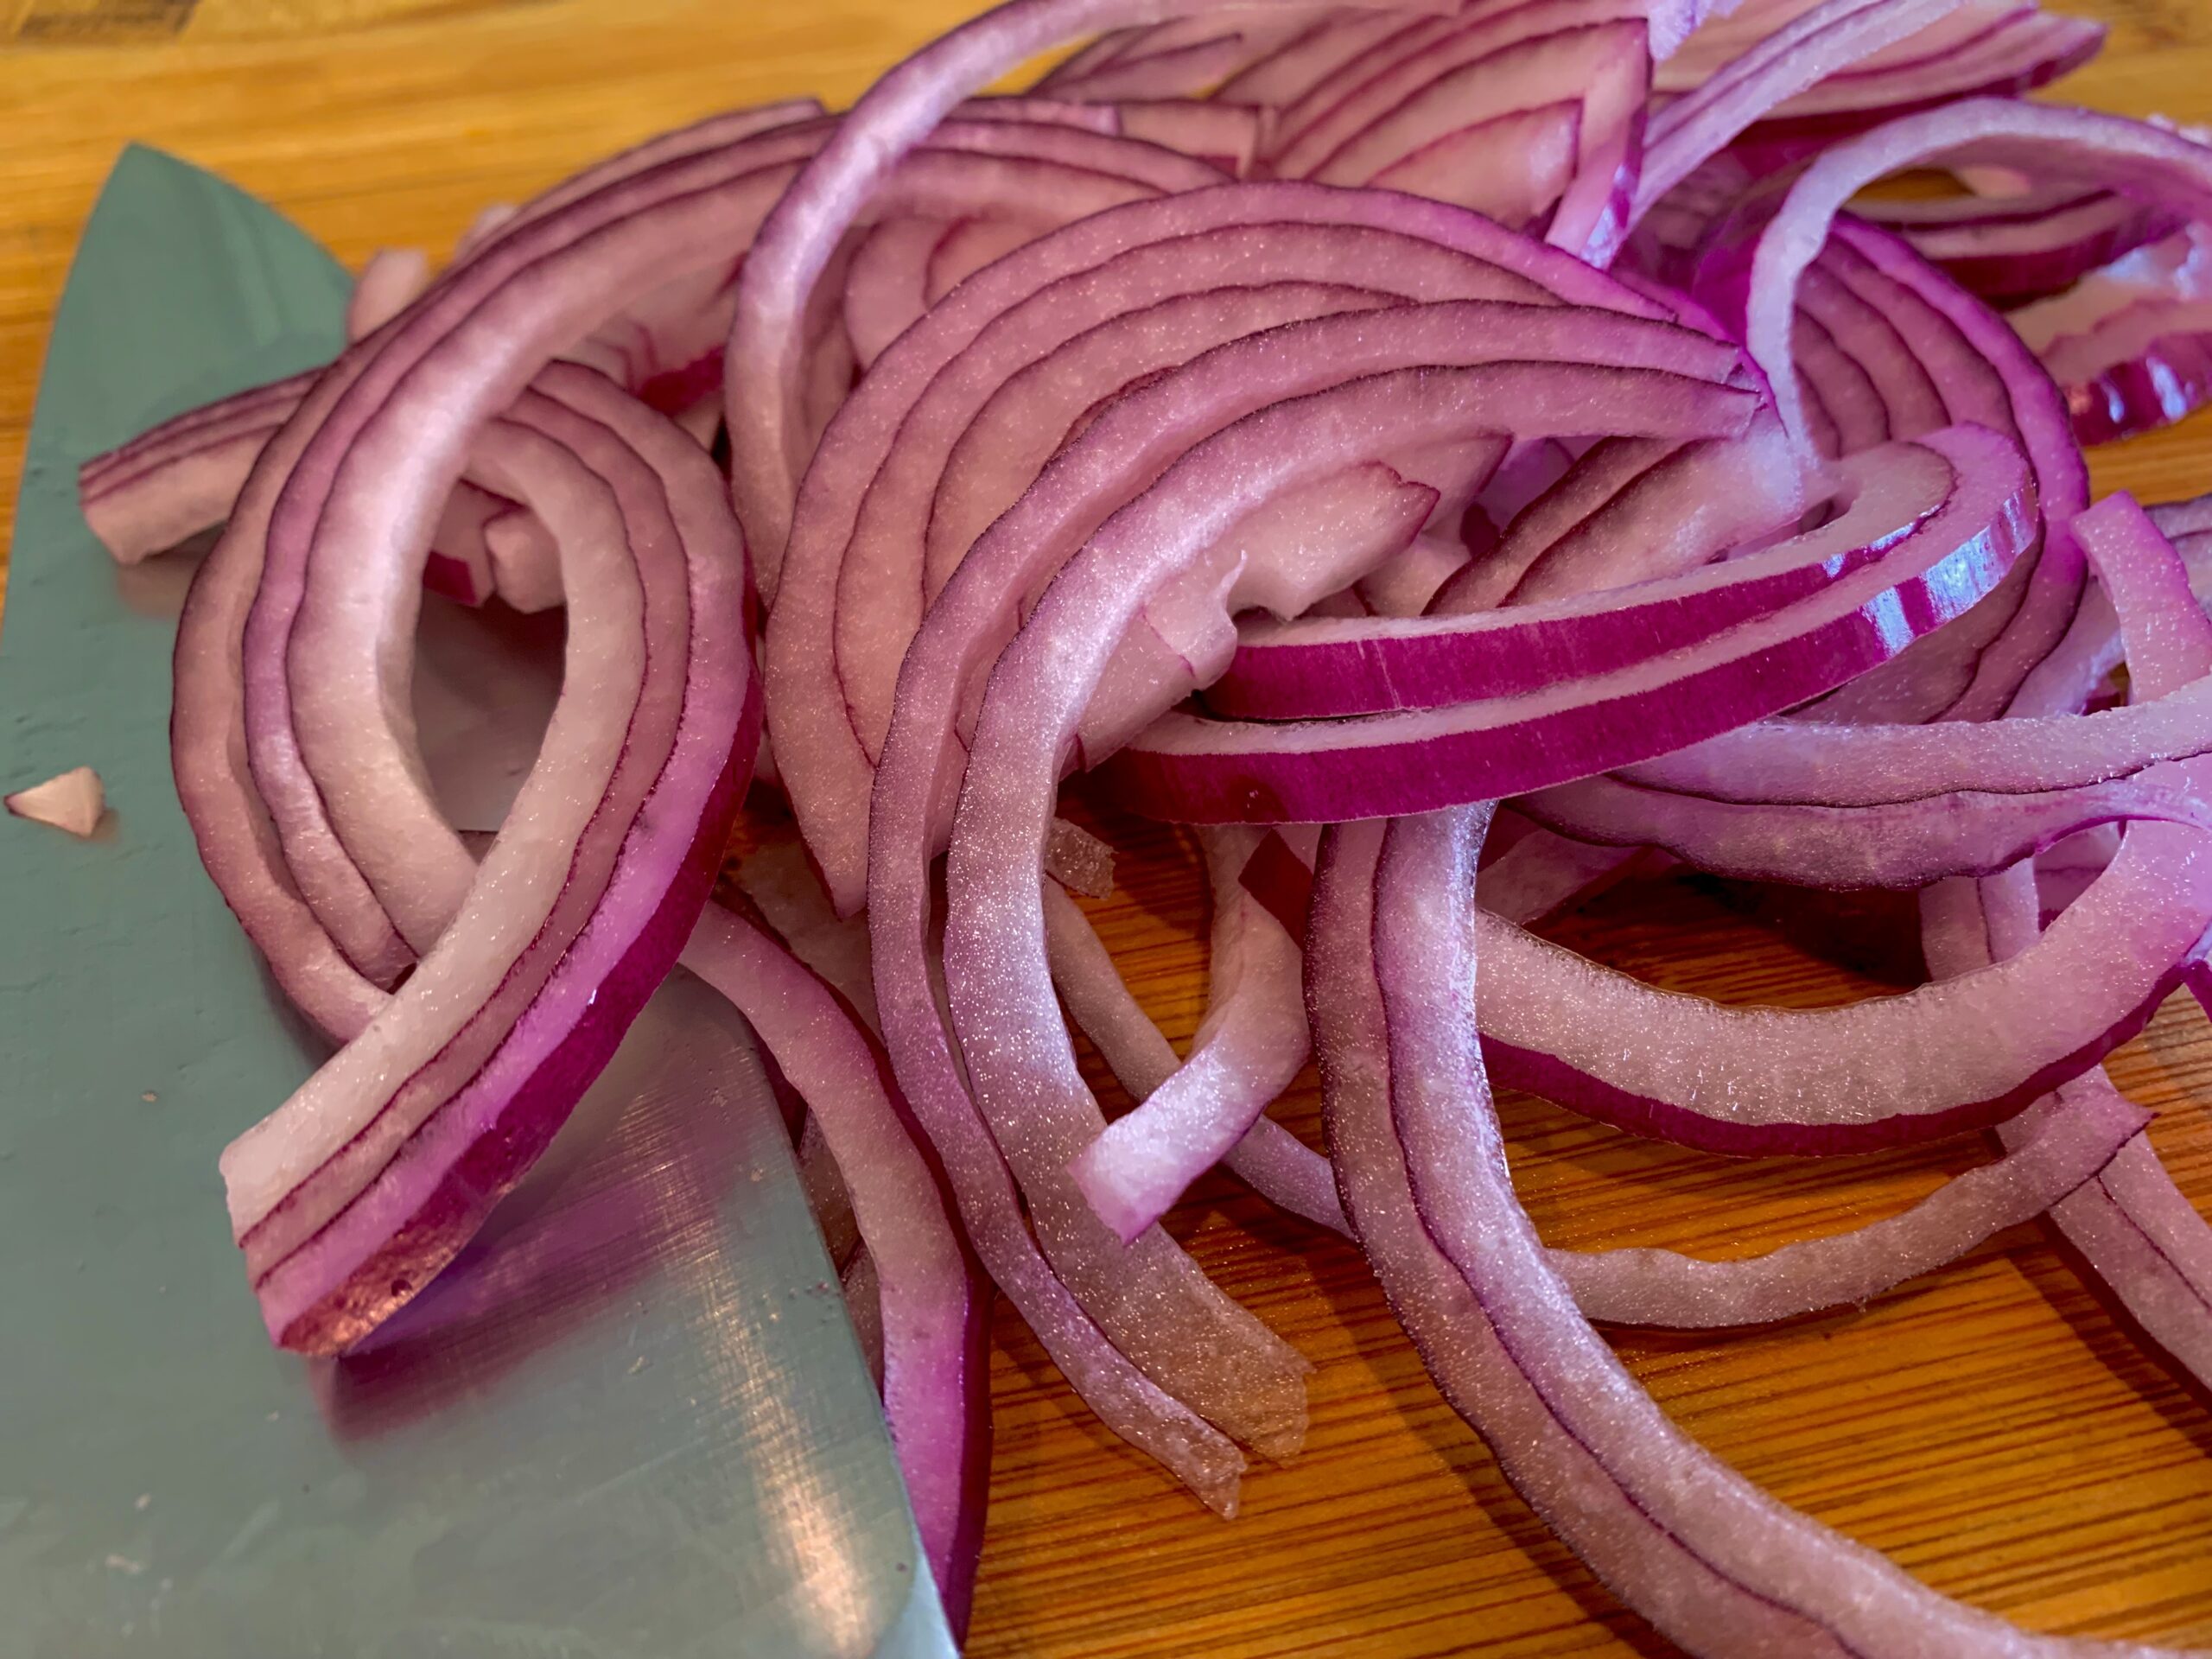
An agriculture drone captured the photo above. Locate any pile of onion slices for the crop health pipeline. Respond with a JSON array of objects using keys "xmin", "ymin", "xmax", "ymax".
[{"xmin": 77, "ymin": 0, "xmax": 2212, "ymax": 1645}]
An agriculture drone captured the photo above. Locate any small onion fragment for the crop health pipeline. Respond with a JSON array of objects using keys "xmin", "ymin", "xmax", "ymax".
[{"xmin": 5, "ymin": 766, "xmax": 105, "ymax": 838}]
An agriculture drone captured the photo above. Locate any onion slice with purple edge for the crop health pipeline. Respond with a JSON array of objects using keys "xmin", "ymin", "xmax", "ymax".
[
  {"xmin": 86, "ymin": 0, "xmax": 2212, "ymax": 1644},
  {"xmin": 1929, "ymin": 492, "xmax": 2212, "ymax": 1394},
  {"xmin": 1445, "ymin": 495, "xmax": 2212, "ymax": 1159},
  {"xmin": 1521, "ymin": 766, "xmax": 2212, "ymax": 887},
  {"xmin": 1066, "ymin": 827, "xmax": 1314, "ymax": 1242},
  {"xmin": 870, "ymin": 314, "xmax": 1750, "ymax": 1471},
  {"xmin": 683, "ymin": 904, "xmax": 990, "ymax": 1634},
  {"xmin": 213, "ymin": 365, "xmax": 757, "ymax": 1354},
  {"xmin": 1240, "ymin": 823, "xmax": 2150, "ymax": 1327},
  {"xmin": 723, "ymin": 0, "xmax": 1452, "ymax": 578},
  {"xmin": 1040, "ymin": 873, "xmax": 1345, "ymax": 1233},
  {"xmin": 1318, "ymin": 799, "xmax": 2206, "ymax": 1658},
  {"xmin": 771, "ymin": 180, "xmax": 1676, "ymax": 915},
  {"xmin": 1741, "ymin": 99, "xmax": 2212, "ymax": 465},
  {"xmin": 1855, "ymin": 179, "xmax": 2182, "ymax": 306},
  {"xmin": 2007, "ymin": 223, "xmax": 2212, "ymax": 444},
  {"xmin": 1100, "ymin": 423, "xmax": 2030, "ymax": 823},
  {"xmin": 194, "ymin": 115, "xmax": 1221, "ymax": 1004},
  {"xmin": 1637, "ymin": 0, "xmax": 1970, "ymax": 218},
  {"xmin": 1216, "ymin": 419, "xmax": 2002, "ymax": 726}
]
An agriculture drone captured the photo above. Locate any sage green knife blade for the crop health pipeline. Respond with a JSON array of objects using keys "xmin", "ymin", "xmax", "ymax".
[{"xmin": 0, "ymin": 143, "xmax": 950, "ymax": 1659}]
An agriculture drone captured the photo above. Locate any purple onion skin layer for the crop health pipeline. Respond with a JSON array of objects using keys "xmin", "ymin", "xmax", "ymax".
[{"xmin": 261, "ymin": 719, "xmax": 753, "ymax": 1355}]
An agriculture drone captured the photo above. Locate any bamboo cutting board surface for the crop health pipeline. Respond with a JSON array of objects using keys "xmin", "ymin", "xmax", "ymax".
[{"xmin": 10, "ymin": 3, "xmax": 2212, "ymax": 1652}]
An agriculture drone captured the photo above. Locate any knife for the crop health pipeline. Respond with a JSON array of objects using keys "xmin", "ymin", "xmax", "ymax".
[{"xmin": 0, "ymin": 143, "xmax": 951, "ymax": 1659}]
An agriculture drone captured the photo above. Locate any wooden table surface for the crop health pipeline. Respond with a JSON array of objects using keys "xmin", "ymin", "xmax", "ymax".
[{"xmin": 13, "ymin": 1, "xmax": 2212, "ymax": 1652}]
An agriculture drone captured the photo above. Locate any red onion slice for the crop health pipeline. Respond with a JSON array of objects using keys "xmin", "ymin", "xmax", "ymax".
[
  {"xmin": 1244, "ymin": 823, "xmax": 2150, "ymax": 1325},
  {"xmin": 215, "ymin": 121, "xmax": 1212, "ymax": 984},
  {"xmin": 1744, "ymin": 99, "xmax": 2212, "ymax": 467},
  {"xmin": 1340, "ymin": 802, "xmax": 2187, "ymax": 1658},
  {"xmin": 1275, "ymin": 7, "xmax": 1645, "ymax": 180},
  {"xmin": 346, "ymin": 248, "xmax": 431, "ymax": 341},
  {"xmin": 1113, "ymin": 98, "xmax": 1272, "ymax": 173},
  {"xmin": 2008, "ymin": 225, "xmax": 2212, "ymax": 443},
  {"xmin": 845, "ymin": 217, "xmax": 952, "ymax": 369},
  {"xmin": 774, "ymin": 200, "xmax": 1685, "ymax": 911},
  {"xmin": 1930, "ymin": 493, "xmax": 2212, "ymax": 1395},
  {"xmin": 1213, "ymin": 413, "xmax": 1827, "ymax": 721},
  {"xmin": 1523, "ymin": 766, "xmax": 2212, "ymax": 887},
  {"xmin": 1639, "ymin": 0, "xmax": 1968, "ymax": 217},
  {"xmin": 898, "ymin": 334, "xmax": 1758, "ymax": 1471},
  {"xmin": 1037, "ymin": 856, "xmax": 1345, "ymax": 1234},
  {"xmin": 684, "ymin": 905, "xmax": 990, "ymax": 1633},
  {"xmin": 1857, "ymin": 178, "xmax": 2181, "ymax": 305},
  {"xmin": 5, "ymin": 766, "xmax": 105, "ymax": 839},
  {"xmin": 724, "ymin": 0, "xmax": 1435, "ymax": 571},
  {"xmin": 1067, "ymin": 828, "xmax": 1313, "ymax": 1242},
  {"xmin": 1309, "ymin": 813, "xmax": 1853, "ymax": 1655},
  {"xmin": 215, "ymin": 370, "xmax": 756, "ymax": 1353},
  {"xmin": 1554, "ymin": 1078, "xmax": 2145, "ymax": 1324},
  {"xmin": 1103, "ymin": 423, "xmax": 2027, "ymax": 823}
]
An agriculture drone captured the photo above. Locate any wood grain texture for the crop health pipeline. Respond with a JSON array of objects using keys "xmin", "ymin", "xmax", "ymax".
[{"xmin": 8, "ymin": 3, "xmax": 2212, "ymax": 1652}]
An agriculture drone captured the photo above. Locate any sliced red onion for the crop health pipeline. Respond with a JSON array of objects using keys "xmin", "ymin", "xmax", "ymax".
[
  {"xmin": 1748, "ymin": 11, "xmax": 2104, "ymax": 167},
  {"xmin": 1067, "ymin": 829, "xmax": 1312, "ymax": 1241},
  {"xmin": 796, "ymin": 1112, "xmax": 862, "ymax": 1270},
  {"xmin": 895, "ymin": 327, "xmax": 1763, "ymax": 1470},
  {"xmin": 1077, "ymin": 8, "xmax": 1334, "ymax": 78},
  {"xmin": 207, "ymin": 120, "xmax": 1218, "ymax": 990},
  {"xmin": 1724, "ymin": 215, "xmax": 2086, "ymax": 722},
  {"xmin": 1929, "ymin": 868, "xmax": 2212, "ymax": 1394},
  {"xmin": 922, "ymin": 217, "xmax": 1039, "ymax": 302},
  {"xmin": 103, "ymin": 8, "xmax": 2212, "ymax": 1642},
  {"xmin": 1395, "ymin": 501, "xmax": 2212, "ymax": 1154},
  {"xmin": 1743, "ymin": 99, "xmax": 2212, "ymax": 467},
  {"xmin": 2008, "ymin": 225, "xmax": 2212, "ymax": 443},
  {"xmin": 1103, "ymin": 423, "xmax": 2028, "ymax": 823},
  {"xmin": 1308, "ymin": 814, "xmax": 1849, "ymax": 1654},
  {"xmin": 724, "ymin": 0, "xmax": 1424, "ymax": 573},
  {"xmin": 214, "ymin": 368, "xmax": 757, "ymax": 1353},
  {"xmin": 1038, "ymin": 855, "xmax": 1345, "ymax": 1235},
  {"xmin": 1220, "ymin": 423, "xmax": 1975, "ymax": 724},
  {"xmin": 1112, "ymin": 97, "xmax": 1272, "ymax": 172},
  {"xmin": 1476, "ymin": 822, "xmax": 1643, "ymax": 923},
  {"xmin": 1044, "ymin": 815, "xmax": 1118, "ymax": 899},
  {"xmin": 684, "ymin": 904, "xmax": 990, "ymax": 1633},
  {"xmin": 1618, "ymin": 668, "xmax": 2212, "ymax": 805},
  {"xmin": 1638, "ymin": 0, "xmax": 1970, "ymax": 219},
  {"xmin": 82, "ymin": 411, "xmax": 286, "ymax": 569},
  {"xmin": 1243, "ymin": 823, "xmax": 2143, "ymax": 1327},
  {"xmin": 77, "ymin": 382, "xmax": 548, "ymax": 614},
  {"xmin": 1220, "ymin": 10, "xmax": 1432, "ymax": 113},
  {"xmin": 734, "ymin": 832, "xmax": 881, "ymax": 1031},
  {"xmin": 1523, "ymin": 766, "xmax": 2212, "ymax": 887},
  {"xmin": 774, "ymin": 192, "xmax": 1689, "ymax": 912},
  {"xmin": 453, "ymin": 98, "xmax": 829, "ymax": 259},
  {"xmin": 346, "ymin": 248, "xmax": 431, "ymax": 341},
  {"xmin": 1469, "ymin": 806, "xmax": 2206, "ymax": 1154},
  {"xmin": 1929, "ymin": 493, "xmax": 2212, "ymax": 1395},
  {"xmin": 1340, "ymin": 801, "xmax": 2185, "ymax": 1658},
  {"xmin": 5, "ymin": 766, "xmax": 105, "ymax": 839},
  {"xmin": 1365, "ymin": 102, "xmax": 1585, "ymax": 228},
  {"xmin": 952, "ymin": 93, "xmax": 1124, "ymax": 133},
  {"xmin": 1269, "ymin": 7, "xmax": 1649, "ymax": 195},
  {"xmin": 1556, "ymin": 1077, "xmax": 2145, "ymax": 1323},
  {"xmin": 1047, "ymin": 34, "xmax": 1258, "ymax": 99},
  {"xmin": 845, "ymin": 217, "xmax": 951, "ymax": 369},
  {"xmin": 1856, "ymin": 179, "xmax": 2181, "ymax": 305}
]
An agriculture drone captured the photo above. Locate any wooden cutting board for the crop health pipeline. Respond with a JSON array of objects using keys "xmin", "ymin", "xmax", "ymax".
[{"xmin": 10, "ymin": 2, "xmax": 2212, "ymax": 1651}]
